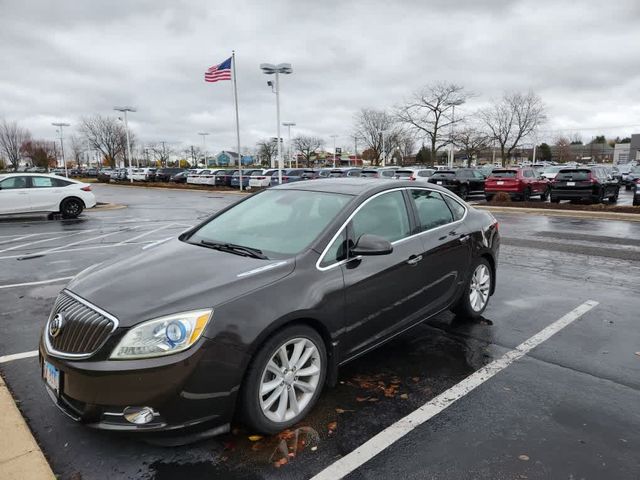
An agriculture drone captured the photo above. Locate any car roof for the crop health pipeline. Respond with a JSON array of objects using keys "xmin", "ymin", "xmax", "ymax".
[{"xmin": 273, "ymin": 177, "xmax": 452, "ymax": 196}]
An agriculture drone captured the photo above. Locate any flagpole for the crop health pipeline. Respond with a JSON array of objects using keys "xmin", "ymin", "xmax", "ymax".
[{"xmin": 232, "ymin": 50, "xmax": 243, "ymax": 191}]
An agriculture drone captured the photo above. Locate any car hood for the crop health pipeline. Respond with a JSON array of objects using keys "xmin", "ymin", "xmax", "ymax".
[{"xmin": 65, "ymin": 239, "xmax": 295, "ymax": 328}]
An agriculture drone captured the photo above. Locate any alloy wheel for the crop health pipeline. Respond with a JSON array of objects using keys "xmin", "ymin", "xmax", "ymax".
[
  {"xmin": 469, "ymin": 264, "xmax": 491, "ymax": 312},
  {"xmin": 259, "ymin": 337, "xmax": 322, "ymax": 423}
]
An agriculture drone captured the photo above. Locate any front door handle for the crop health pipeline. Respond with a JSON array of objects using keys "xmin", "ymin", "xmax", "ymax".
[{"xmin": 406, "ymin": 255, "xmax": 423, "ymax": 265}]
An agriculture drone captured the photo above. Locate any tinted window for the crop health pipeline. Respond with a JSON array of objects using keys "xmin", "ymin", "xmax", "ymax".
[
  {"xmin": 189, "ymin": 190, "xmax": 351, "ymax": 257},
  {"xmin": 0, "ymin": 176, "xmax": 28, "ymax": 189},
  {"xmin": 380, "ymin": 170, "xmax": 396, "ymax": 178},
  {"xmin": 32, "ymin": 177, "xmax": 55, "ymax": 188},
  {"xmin": 432, "ymin": 171, "xmax": 455, "ymax": 178},
  {"xmin": 410, "ymin": 190, "xmax": 453, "ymax": 231},
  {"xmin": 319, "ymin": 229, "xmax": 347, "ymax": 268},
  {"xmin": 351, "ymin": 191, "xmax": 410, "ymax": 243},
  {"xmin": 557, "ymin": 170, "xmax": 590, "ymax": 181},
  {"xmin": 444, "ymin": 195, "xmax": 466, "ymax": 221},
  {"xmin": 491, "ymin": 170, "xmax": 517, "ymax": 178},
  {"xmin": 472, "ymin": 170, "xmax": 485, "ymax": 179},
  {"xmin": 395, "ymin": 170, "xmax": 414, "ymax": 178},
  {"xmin": 418, "ymin": 170, "xmax": 434, "ymax": 177}
]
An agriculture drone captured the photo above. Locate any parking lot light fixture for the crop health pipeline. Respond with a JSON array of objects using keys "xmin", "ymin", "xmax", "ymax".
[
  {"xmin": 260, "ymin": 63, "xmax": 293, "ymax": 185},
  {"xmin": 52, "ymin": 122, "xmax": 70, "ymax": 177},
  {"xmin": 114, "ymin": 106, "xmax": 136, "ymax": 183}
]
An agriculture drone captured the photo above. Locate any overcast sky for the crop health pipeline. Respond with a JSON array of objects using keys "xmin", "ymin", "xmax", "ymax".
[{"xmin": 1, "ymin": 0, "xmax": 640, "ymax": 154}]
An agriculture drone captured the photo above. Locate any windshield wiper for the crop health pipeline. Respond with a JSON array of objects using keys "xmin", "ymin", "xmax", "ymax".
[{"xmin": 199, "ymin": 240, "xmax": 268, "ymax": 259}]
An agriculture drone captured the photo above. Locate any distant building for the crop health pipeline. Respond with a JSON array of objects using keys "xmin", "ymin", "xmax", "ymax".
[
  {"xmin": 613, "ymin": 143, "xmax": 631, "ymax": 164},
  {"xmin": 630, "ymin": 134, "xmax": 640, "ymax": 164},
  {"xmin": 212, "ymin": 151, "xmax": 239, "ymax": 166}
]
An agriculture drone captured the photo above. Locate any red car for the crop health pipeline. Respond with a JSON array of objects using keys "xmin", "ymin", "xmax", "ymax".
[{"xmin": 485, "ymin": 168, "xmax": 550, "ymax": 201}]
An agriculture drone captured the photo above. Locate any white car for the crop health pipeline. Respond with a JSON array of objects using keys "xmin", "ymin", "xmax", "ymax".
[
  {"xmin": 248, "ymin": 169, "xmax": 275, "ymax": 188},
  {"xmin": 0, "ymin": 173, "xmax": 96, "ymax": 218},
  {"xmin": 130, "ymin": 168, "xmax": 156, "ymax": 182},
  {"xmin": 186, "ymin": 169, "xmax": 206, "ymax": 185}
]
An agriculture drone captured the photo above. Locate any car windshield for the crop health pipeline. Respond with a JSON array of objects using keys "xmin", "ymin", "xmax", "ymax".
[
  {"xmin": 490, "ymin": 170, "xmax": 518, "ymax": 178},
  {"xmin": 395, "ymin": 171, "xmax": 414, "ymax": 177},
  {"xmin": 188, "ymin": 190, "xmax": 352, "ymax": 258}
]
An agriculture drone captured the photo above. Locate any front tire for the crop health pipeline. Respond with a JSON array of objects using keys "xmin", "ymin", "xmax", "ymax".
[
  {"xmin": 540, "ymin": 187, "xmax": 550, "ymax": 201},
  {"xmin": 458, "ymin": 185, "xmax": 469, "ymax": 200},
  {"xmin": 60, "ymin": 198, "xmax": 84, "ymax": 219},
  {"xmin": 240, "ymin": 325, "xmax": 327, "ymax": 435},
  {"xmin": 451, "ymin": 258, "xmax": 493, "ymax": 319}
]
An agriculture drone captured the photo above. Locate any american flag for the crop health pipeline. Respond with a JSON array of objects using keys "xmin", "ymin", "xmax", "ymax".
[{"xmin": 205, "ymin": 57, "xmax": 232, "ymax": 83}]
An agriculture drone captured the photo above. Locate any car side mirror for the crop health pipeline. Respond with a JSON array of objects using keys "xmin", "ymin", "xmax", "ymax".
[{"xmin": 350, "ymin": 234, "xmax": 393, "ymax": 256}]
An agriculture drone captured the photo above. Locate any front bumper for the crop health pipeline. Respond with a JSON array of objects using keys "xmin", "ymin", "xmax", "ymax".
[{"xmin": 39, "ymin": 336, "xmax": 248, "ymax": 432}]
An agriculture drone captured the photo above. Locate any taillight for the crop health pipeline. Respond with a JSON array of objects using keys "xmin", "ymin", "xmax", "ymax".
[
  {"xmin": 410, "ymin": 176, "xmax": 416, "ymax": 181},
  {"xmin": 257, "ymin": 176, "xmax": 265, "ymax": 180},
  {"xmin": 81, "ymin": 185, "xmax": 92, "ymax": 192}
]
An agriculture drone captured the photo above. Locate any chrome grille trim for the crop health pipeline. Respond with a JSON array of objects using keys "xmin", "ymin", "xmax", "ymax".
[{"xmin": 44, "ymin": 290, "xmax": 119, "ymax": 360}]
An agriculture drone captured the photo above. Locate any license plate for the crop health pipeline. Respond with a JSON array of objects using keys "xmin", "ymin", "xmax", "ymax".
[
  {"xmin": 497, "ymin": 181, "xmax": 504, "ymax": 185},
  {"xmin": 436, "ymin": 181, "xmax": 443, "ymax": 185},
  {"xmin": 43, "ymin": 361, "xmax": 60, "ymax": 396},
  {"xmin": 567, "ymin": 181, "xmax": 575, "ymax": 186}
]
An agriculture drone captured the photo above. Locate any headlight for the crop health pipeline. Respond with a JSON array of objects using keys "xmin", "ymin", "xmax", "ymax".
[{"xmin": 110, "ymin": 309, "xmax": 212, "ymax": 360}]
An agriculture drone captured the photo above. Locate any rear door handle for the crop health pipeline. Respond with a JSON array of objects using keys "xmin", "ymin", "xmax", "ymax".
[{"xmin": 406, "ymin": 255, "xmax": 423, "ymax": 265}]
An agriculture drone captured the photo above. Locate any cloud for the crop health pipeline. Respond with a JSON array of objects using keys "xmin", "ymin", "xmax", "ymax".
[{"xmin": 1, "ymin": 0, "xmax": 639, "ymax": 155}]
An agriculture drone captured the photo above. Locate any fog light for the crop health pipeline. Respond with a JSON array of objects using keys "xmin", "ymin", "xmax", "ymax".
[{"xmin": 123, "ymin": 406, "xmax": 155, "ymax": 425}]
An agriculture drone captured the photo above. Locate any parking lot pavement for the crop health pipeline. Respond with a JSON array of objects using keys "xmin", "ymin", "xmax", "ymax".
[
  {"xmin": 468, "ymin": 186, "xmax": 636, "ymax": 207},
  {"xmin": 1, "ymin": 184, "xmax": 639, "ymax": 479}
]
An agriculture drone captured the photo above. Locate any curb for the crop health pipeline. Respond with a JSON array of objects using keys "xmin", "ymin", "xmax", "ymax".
[
  {"xmin": 96, "ymin": 182, "xmax": 250, "ymax": 195},
  {"xmin": 0, "ymin": 375, "xmax": 55, "ymax": 479},
  {"xmin": 477, "ymin": 205, "xmax": 640, "ymax": 222}
]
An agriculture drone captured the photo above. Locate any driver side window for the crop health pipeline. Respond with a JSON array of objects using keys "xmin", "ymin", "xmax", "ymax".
[
  {"xmin": 350, "ymin": 191, "xmax": 411, "ymax": 243},
  {"xmin": 0, "ymin": 176, "xmax": 29, "ymax": 190}
]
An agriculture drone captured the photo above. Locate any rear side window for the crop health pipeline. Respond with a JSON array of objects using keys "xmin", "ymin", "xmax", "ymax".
[
  {"xmin": 410, "ymin": 190, "xmax": 453, "ymax": 231},
  {"xmin": 53, "ymin": 178, "xmax": 72, "ymax": 187},
  {"xmin": 32, "ymin": 177, "xmax": 55, "ymax": 188},
  {"xmin": 351, "ymin": 191, "xmax": 411, "ymax": 243},
  {"xmin": 557, "ymin": 170, "xmax": 590, "ymax": 181},
  {"xmin": 443, "ymin": 195, "xmax": 466, "ymax": 221}
]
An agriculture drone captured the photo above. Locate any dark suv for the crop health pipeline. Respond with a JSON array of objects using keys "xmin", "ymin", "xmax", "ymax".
[
  {"xmin": 428, "ymin": 169, "xmax": 485, "ymax": 200},
  {"xmin": 550, "ymin": 167, "xmax": 619, "ymax": 204},
  {"xmin": 155, "ymin": 168, "xmax": 185, "ymax": 182}
]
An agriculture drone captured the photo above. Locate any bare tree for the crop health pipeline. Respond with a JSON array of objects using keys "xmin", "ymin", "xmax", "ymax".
[
  {"xmin": 69, "ymin": 135, "xmax": 86, "ymax": 168},
  {"xmin": 292, "ymin": 135, "xmax": 324, "ymax": 166},
  {"xmin": 0, "ymin": 119, "xmax": 31, "ymax": 171},
  {"xmin": 480, "ymin": 91, "xmax": 545, "ymax": 166},
  {"xmin": 353, "ymin": 108, "xmax": 398, "ymax": 166},
  {"xmin": 453, "ymin": 124, "xmax": 490, "ymax": 167},
  {"xmin": 22, "ymin": 140, "xmax": 57, "ymax": 170},
  {"xmin": 256, "ymin": 138, "xmax": 278, "ymax": 167},
  {"xmin": 554, "ymin": 136, "xmax": 572, "ymax": 163},
  {"xmin": 149, "ymin": 142, "xmax": 173, "ymax": 167},
  {"xmin": 79, "ymin": 115, "xmax": 132, "ymax": 168},
  {"xmin": 396, "ymin": 83, "xmax": 472, "ymax": 162}
]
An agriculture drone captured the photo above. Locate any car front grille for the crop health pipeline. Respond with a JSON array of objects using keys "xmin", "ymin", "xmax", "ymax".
[{"xmin": 47, "ymin": 291, "xmax": 117, "ymax": 357}]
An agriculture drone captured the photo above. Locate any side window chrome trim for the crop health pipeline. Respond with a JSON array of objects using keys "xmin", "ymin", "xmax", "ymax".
[{"xmin": 315, "ymin": 187, "xmax": 469, "ymax": 271}]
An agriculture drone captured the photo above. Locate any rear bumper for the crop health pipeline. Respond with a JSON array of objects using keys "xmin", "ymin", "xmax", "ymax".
[{"xmin": 550, "ymin": 188, "xmax": 595, "ymax": 200}]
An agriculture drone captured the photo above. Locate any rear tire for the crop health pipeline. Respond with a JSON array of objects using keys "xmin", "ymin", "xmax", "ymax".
[
  {"xmin": 625, "ymin": 184, "xmax": 631, "ymax": 191},
  {"xmin": 60, "ymin": 198, "xmax": 84, "ymax": 219},
  {"xmin": 550, "ymin": 196, "xmax": 560, "ymax": 203},
  {"xmin": 240, "ymin": 325, "xmax": 327, "ymax": 435},
  {"xmin": 451, "ymin": 257, "xmax": 493, "ymax": 319},
  {"xmin": 523, "ymin": 187, "xmax": 531, "ymax": 202},
  {"xmin": 458, "ymin": 185, "xmax": 469, "ymax": 201},
  {"xmin": 485, "ymin": 195, "xmax": 493, "ymax": 202},
  {"xmin": 609, "ymin": 189, "xmax": 619, "ymax": 203},
  {"xmin": 540, "ymin": 187, "xmax": 550, "ymax": 202}
]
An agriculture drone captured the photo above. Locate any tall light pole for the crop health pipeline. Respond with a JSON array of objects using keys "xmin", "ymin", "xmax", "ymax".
[
  {"xmin": 114, "ymin": 106, "xmax": 136, "ymax": 183},
  {"xmin": 260, "ymin": 63, "xmax": 293, "ymax": 185},
  {"xmin": 283, "ymin": 122, "xmax": 296, "ymax": 168},
  {"xmin": 198, "ymin": 132, "xmax": 210, "ymax": 167},
  {"xmin": 380, "ymin": 130, "xmax": 387, "ymax": 167},
  {"xmin": 330, "ymin": 134, "xmax": 338, "ymax": 168},
  {"xmin": 51, "ymin": 122, "xmax": 70, "ymax": 177}
]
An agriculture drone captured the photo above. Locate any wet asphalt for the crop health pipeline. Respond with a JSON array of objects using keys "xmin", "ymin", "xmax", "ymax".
[{"xmin": 0, "ymin": 185, "xmax": 639, "ymax": 480}]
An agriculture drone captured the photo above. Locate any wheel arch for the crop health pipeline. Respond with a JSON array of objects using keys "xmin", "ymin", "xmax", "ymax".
[{"xmin": 480, "ymin": 252, "xmax": 497, "ymax": 295}]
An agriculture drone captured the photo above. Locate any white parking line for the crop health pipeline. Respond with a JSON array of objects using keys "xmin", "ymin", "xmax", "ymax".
[
  {"xmin": 0, "ymin": 229, "xmax": 98, "ymax": 254},
  {"xmin": 0, "ymin": 350, "xmax": 39, "ymax": 364},
  {"xmin": 311, "ymin": 300, "xmax": 599, "ymax": 480},
  {"xmin": 115, "ymin": 223, "xmax": 176, "ymax": 246},
  {"xmin": 0, "ymin": 277, "xmax": 74, "ymax": 290}
]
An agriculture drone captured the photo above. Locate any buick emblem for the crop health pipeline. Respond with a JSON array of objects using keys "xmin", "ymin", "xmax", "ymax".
[{"xmin": 49, "ymin": 313, "xmax": 65, "ymax": 338}]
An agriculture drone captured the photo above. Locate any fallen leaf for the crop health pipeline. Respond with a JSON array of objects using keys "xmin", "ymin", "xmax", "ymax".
[
  {"xmin": 356, "ymin": 396, "xmax": 370, "ymax": 402},
  {"xmin": 311, "ymin": 446, "xmax": 318, "ymax": 451},
  {"xmin": 327, "ymin": 421, "xmax": 337, "ymax": 432},
  {"xmin": 635, "ymin": 352, "xmax": 640, "ymax": 357},
  {"xmin": 412, "ymin": 377, "xmax": 420, "ymax": 383},
  {"xmin": 248, "ymin": 435, "xmax": 263, "ymax": 442},
  {"xmin": 278, "ymin": 429, "xmax": 295, "ymax": 440},
  {"xmin": 251, "ymin": 442, "xmax": 263, "ymax": 451},
  {"xmin": 368, "ymin": 397, "xmax": 379, "ymax": 402},
  {"xmin": 518, "ymin": 454, "xmax": 530, "ymax": 461},
  {"xmin": 400, "ymin": 393, "xmax": 409, "ymax": 399},
  {"xmin": 273, "ymin": 458, "xmax": 288, "ymax": 468}
]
